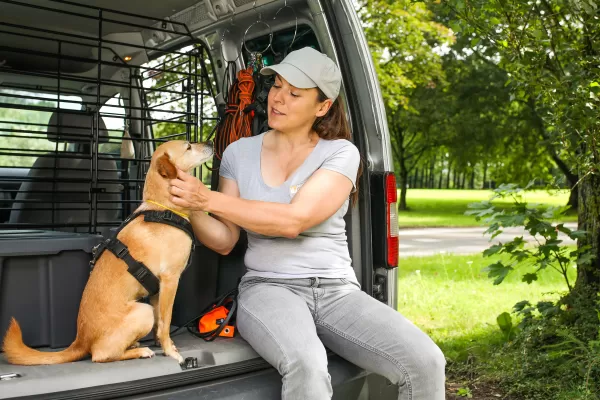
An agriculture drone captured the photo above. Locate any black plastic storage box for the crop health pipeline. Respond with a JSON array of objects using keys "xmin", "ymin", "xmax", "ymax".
[{"xmin": 0, "ymin": 230, "xmax": 103, "ymax": 349}]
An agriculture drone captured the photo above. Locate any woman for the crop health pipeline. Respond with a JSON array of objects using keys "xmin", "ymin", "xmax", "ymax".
[{"xmin": 168, "ymin": 46, "xmax": 446, "ymax": 400}]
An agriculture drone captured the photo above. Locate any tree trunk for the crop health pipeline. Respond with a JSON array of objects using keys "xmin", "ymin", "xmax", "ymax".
[
  {"xmin": 551, "ymin": 153, "xmax": 579, "ymax": 210},
  {"xmin": 446, "ymin": 162, "xmax": 452, "ymax": 189},
  {"xmin": 419, "ymin": 168, "xmax": 425, "ymax": 188},
  {"xmin": 566, "ymin": 171, "xmax": 600, "ymax": 340},
  {"xmin": 438, "ymin": 172, "xmax": 443, "ymax": 189},
  {"xmin": 399, "ymin": 164, "xmax": 409, "ymax": 211},
  {"xmin": 414, "ymin": 168, "xmax": 419, "ymax": 189},
  {"xmin": 482, "ymin": 162, "xmax": 488, "ymax": 189},
  {"xmin": 470, "ymin": 168, "xmax": 475, "ymax": 189},
  {"xmin": 567, "ymin": 180, "xmax": 579, "ymax": 210},
  {"xmin": 390, "ymin": 123, "xmax": 409, "ymax": 211},
  {"xmin": 573, "ymin": 171, "xmax": 600, "ymax": 292},
  {"xmin": 529, "ymin": 100, "xmax": 579, "ymax": 209},
  {"xmin": 429, "ymin": 154, "xmax": 436, "ymax": 188}
]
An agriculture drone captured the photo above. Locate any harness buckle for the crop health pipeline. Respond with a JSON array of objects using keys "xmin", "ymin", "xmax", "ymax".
[
  {"xmin": 116, "ymin": 246, "xmax": 129, "ymax": 258},
  {"xmin": 162, "ymin": 210, "xmax": 173, "ymax": 221},
  {"xmin": 89, "ymin": 238, "xmax": 109, "ymax": 268},
  {"xmin": 133, "ymin": 266, "xmax": 148, "ymax": 280}
]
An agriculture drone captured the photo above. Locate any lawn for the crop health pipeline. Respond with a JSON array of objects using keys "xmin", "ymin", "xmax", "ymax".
[
  {"xmin": 398, "ymin": 251, "xmax": 583, "ymax": 398},
  {"xmin": 398, "ymin": 189, "xmax": 577, "ymax": 228}
]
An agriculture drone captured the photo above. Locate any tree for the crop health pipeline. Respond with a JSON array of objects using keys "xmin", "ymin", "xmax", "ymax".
[
  {"xmin": 401, "ymin": 33, "xmax": 557, "ymax": 194},
  {"xmin": 357, "ymin": 0, "xmax": 454, "ymax": 209},
  {"xmin": 441, "ymin": 0, "xmax": 600, "ymax": 313}
]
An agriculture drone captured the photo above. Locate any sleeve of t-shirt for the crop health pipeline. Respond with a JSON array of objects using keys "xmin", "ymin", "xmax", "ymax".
[
  {"xmin": 320, "ymin": 140, "xmax": 361, "ymax": 192},
  {"xmin": 218, "ymin": 141, "xmax": 237, "ymax": 182}
]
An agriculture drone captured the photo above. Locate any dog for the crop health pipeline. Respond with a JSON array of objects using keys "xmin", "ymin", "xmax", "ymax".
[{"xmin": 2, "ymin": 140, "xmax": 213, "ymax": 365}]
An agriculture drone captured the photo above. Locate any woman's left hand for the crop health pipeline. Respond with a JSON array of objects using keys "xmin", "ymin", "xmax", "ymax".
[{"xmin": 169, "ymin": 169, "xmax": 212, "ymax": 212}]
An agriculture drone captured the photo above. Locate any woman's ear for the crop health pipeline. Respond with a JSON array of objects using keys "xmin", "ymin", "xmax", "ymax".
[
  {"xmin": 156, "ymin": 153, "xmax": 177, "ymax": 179},
  {"xmin": 315, "ymin": 99, "xmax": 333, "ymax": 118}
]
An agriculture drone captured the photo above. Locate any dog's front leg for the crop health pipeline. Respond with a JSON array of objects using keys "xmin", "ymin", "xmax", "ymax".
[
  {"xmin": 156, "ymin": 275, "xmax": 183, "ymax": 363},
  {"xmin": 149, "ymin": 294, "xmax": 160, "ymax": 346}
]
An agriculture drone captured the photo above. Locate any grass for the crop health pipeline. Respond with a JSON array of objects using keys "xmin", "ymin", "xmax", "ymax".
[
  {"xmin": 397, "ymin": 251, "xmax": 582, "ymax": 398},
  {"xmin": 398, "ymin": 189, "xmax": 577, "ymax": 228}
]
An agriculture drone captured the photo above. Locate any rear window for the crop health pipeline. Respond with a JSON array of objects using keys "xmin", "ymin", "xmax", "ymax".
[{"xmin": 0, "ymin": 89, "xmax": 83, "ymax": 167}]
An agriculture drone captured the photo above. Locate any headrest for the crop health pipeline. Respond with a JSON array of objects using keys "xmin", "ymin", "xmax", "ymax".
[{"xmin": 47, "ymin": 112, "xmax": 109, "ymax": 143}]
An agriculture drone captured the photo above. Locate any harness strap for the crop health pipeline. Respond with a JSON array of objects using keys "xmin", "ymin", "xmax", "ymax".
[
  {"xmin": 142, "ymin": 210, "xmax": 196, "ymax": 272},
  {"xmin": 142, "ymin": 210, "xmax": 195, "ymax": 242},
  {"xmin": 105, "ymin": 238, "xmax": 160, "ymax": 296},
  {"xmin": 89, "ymin": 208, "xmax": 197, "ymax": 297}
]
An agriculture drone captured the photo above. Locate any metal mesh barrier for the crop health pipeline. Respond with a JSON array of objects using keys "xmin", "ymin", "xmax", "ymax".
[{"xmin": 0, "ymin": 0, "xmax": 217, "ymax": 234}]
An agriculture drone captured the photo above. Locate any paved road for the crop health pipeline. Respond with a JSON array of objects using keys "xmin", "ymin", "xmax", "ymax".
[{"xmin": 398, "ymin": 223, "xmax": 578, "ymax": 257}]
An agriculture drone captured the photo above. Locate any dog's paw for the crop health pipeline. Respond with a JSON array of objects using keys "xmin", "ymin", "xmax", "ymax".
[
  {"xmin": 139, "ymin": 347, "xmax": 155, "ymax": 359},
  {"xmin": 161, "ymin": 341, "xmax": 183, "ymax": 363},
  {"xmin": 164, "ymin": 348, "xmax": 184, "ymax": 364}
]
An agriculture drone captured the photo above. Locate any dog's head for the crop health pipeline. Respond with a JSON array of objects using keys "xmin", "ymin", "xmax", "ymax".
[{"xmin": 151, "ymin": 140, "xmax": 213, "ymax": 179}]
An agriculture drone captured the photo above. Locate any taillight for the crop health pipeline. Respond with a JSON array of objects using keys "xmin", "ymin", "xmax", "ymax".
[{"xmin": 385, "ymin": 172, "xmax": 399, "ymax": 267}]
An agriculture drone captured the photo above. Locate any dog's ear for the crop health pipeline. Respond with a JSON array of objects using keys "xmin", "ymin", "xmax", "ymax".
[{"xmin": 156, "ymin": 153, "xmax": 177, "ymax": 179}]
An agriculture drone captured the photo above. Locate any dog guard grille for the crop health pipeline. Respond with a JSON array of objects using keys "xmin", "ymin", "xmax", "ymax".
[{"xmin": 0, "ymin": 0, "xmax": 218, "ymax": 235}]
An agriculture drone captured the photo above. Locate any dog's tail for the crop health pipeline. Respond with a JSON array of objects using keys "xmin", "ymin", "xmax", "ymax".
[{"xmin": 2, "ymin": 318, "xmax": 87, "ymax": 365}]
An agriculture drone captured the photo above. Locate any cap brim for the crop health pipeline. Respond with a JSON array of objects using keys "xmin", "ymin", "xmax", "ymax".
[{"xmin": 260, "ymin": 63, "xmax": 317, "ymax": 89}]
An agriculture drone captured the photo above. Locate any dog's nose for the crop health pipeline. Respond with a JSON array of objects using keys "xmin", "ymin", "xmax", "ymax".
[{"xmin": 205, "ymin": 139, "xmax": 213, "ymax": 148}]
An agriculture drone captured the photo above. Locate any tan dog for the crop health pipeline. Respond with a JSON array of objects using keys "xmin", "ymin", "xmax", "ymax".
[{"xmin": 2, "ymin": 140, "xmax": 213, "ymax": 365}]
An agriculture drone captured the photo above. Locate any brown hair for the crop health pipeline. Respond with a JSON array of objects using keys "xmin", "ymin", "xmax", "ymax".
[{"xmin": 313, "ymin": 89, "xmax": 363, "ymax": 206}]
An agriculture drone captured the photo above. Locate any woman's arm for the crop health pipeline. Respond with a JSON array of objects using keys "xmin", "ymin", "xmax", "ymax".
[
  {"xmin": 188, "ymin": 176, "xmax": 241, "ymax": 255},
  {"xmin": 169, "ymin": 168, "xmax": 353, "ymax": 239}
]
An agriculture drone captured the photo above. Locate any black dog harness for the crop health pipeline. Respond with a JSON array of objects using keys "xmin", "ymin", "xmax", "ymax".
[{"xmin": 89, "ymin": 209, "xmax": 196, "ymax": 296}]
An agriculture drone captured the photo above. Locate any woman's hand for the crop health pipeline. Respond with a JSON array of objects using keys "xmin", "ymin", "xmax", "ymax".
[{"xmin": 168, "ymin": 169, "xmax": 212, "ymax": 212}]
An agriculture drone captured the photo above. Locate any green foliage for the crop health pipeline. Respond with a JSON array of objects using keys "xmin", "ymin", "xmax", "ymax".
[
  {"xmin": 456, "ymin": 386, "xmax": 473, "ymax": 398},
  {"xmin": 357, "ymin": 0, "xmax": 454, "ymax": 111},
  {"xmin": 357, "ymin": 0, "xmax": 456, "ymax": 208},
  {"xmin": 467, "ymin": 182, "xmax": 592, "ymax": 290},
  {"xmin": 465, "ymin": 182, "xmax": 600, "ymax": 397},
  {"xmin": 493, "ymin": 290, "xmax": 600, "ymax": 398},
  {"xmin": 397, "ymin": 250, "xmax": 582, "ymax": 397},
  {"xmin": 440, "ymin": 0, "xmax": 600, "ymax": 190}
]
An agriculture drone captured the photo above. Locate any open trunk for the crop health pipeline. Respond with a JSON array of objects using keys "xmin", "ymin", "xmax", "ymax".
[{"xmin": 0, "ymin": 0, "xmax": 399, "ymax": 398}]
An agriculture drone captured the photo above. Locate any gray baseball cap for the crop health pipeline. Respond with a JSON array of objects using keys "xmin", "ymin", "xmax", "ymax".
[{"xmin": 260, "ymin": 47, "xmax": 342, "ymax": 100}]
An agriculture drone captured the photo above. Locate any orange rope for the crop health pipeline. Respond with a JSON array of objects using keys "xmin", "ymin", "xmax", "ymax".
[{"xmin": 215, "ymin": 67, "xmax": 256, "ymax": 160}]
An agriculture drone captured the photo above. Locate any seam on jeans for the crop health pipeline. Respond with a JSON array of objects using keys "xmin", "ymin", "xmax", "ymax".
[
  {"xmin": 315, "ymin": 320, "xmax": 413, "ymax": 399},
  {"xmin": 312, "ymin": 288, "xmax": 319, "ymax": 321},
  {"xmin": 239, "ymin": 302, "xmax": 292, "ymax": 397}
]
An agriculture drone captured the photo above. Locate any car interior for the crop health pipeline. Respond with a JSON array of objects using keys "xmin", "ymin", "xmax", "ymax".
[{"xmin": 0, "ymin": 0, "xmax": 374, "ymax": 397}]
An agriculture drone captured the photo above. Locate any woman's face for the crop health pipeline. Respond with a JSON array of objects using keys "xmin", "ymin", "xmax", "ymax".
[{"xmin": 267, "ymin": 74, "xmax": 332, "ymax": 133}]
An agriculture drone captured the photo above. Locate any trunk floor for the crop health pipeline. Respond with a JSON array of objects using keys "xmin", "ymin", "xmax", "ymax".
[{"xmin": 0, "ymin": 332, "xmax": 261, "ymax": 399}]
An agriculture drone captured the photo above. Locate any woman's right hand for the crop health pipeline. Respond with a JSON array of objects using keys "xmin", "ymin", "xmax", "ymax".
[{"xmin": 187, "ymin": 176, "xmax": 241, "ymax": 256}]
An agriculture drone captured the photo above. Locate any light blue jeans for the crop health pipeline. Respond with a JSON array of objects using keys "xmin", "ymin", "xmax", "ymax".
[{"xmin": 236, "ymin": 276, "xmax": 446, "ymax": 399}]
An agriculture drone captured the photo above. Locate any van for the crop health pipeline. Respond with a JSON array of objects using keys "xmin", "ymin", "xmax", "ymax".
[{"xmin": 0, "ymin": 0, "xmax": 399, "ymax": 398}]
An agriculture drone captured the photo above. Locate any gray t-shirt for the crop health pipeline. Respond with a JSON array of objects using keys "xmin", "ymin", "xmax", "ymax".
[{"xmin": 219, "ymin": 131, "xmax": 360, "ymax": 283}]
